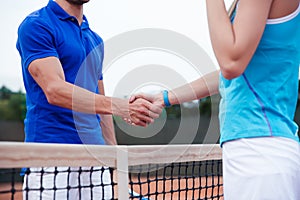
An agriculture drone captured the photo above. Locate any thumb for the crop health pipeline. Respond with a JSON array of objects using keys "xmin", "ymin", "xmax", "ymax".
[
  {"xmin": 129, "ymin": 93, "xmax": 147, "ymax": 103},
  {"xmin": 129, "ymin": 95, "xmax": 136, "ymax": 103}
]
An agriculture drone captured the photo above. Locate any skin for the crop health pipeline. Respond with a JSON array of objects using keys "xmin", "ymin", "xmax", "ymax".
[
  {"xmin": 206, "ymin": 0, "xmax": 299, "ymax": 80},
  {"xmin": 98, "ymin": 81, "xmax": 117, "ymax": 145},
  {"xmin": 66, "ymin": 0, "xmax": 90, "ymax": 6},
  {"xmin": 131, "ymin": 0, "xmax": 300, "ymax": 109},
  {"xmin": 28, "ymin": 0, "xmax": 163, "ymax": 141}
]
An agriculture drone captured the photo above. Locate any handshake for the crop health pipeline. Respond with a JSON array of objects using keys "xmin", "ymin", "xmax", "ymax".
[{"xmin": 120, "ymin": 91, "xmax": 170, "ymax": 127}]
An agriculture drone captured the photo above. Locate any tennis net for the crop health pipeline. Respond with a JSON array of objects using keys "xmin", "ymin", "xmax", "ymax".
[{"xmin": 0, "ymin": 142, "xmax": 223, "ymax": 200}]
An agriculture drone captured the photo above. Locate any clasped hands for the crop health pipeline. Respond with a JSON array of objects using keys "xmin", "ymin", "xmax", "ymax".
[{"xmin": 124, "ymin": 93, "xmax": 164, "ymax": 127}]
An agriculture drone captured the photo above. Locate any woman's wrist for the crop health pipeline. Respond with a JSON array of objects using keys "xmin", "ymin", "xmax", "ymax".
[{"xmin": 162, "ymin": 90, "xmax": 171, "ymax": 107}]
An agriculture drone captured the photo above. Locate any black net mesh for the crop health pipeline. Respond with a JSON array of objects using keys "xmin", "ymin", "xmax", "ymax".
[
  {"xmin": 128, "ymin": 160, "xmax": 223, "ymax": 200},
  {"xmin": 0, "ymin": 167, "xmax": 117, "ymax": 200},
  {"xmin": 0, "ymin": 160, "xmax": 223, "ymax": 200}
]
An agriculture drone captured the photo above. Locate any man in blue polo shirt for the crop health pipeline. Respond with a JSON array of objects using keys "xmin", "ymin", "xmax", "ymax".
[{"xmin": 16, "ymin": 0, "xmax": 162, "ymax": 199}]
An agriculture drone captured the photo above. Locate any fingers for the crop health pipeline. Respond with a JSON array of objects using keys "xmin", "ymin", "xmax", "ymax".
[
  {"xmin": 134, "ymin": 96, "xmax": 163, "ymax": 114},
  {"xmin": 123, "ymin": 110, "xmax": 159, "ymax": 127},
  {"xmin": 129, "ymin": 95, "xmax": 136, "ymax": 103},
  {"xmin": 124, "ymin": 97, "xmax": 163, "ymax": 127},
  {"xmin": 123, "ymin": 115, "xmax": 151, "ymax": 127},
  {"xmin": 124, "ymin": 92, "xmax": 166, "ymax": 127},
  {"xmin": 129, "ymin": 93, "xmax": 155, "ymax": 104},
  {"xmin": 131, "ymin": 114, "xmax": 153, "ymax": 126},
  {"xmin": 149, "ymin": 102, "xmax": 163, "ymax": 115},
  {"xmin": 134, "ymin": 98, "xmax": 163, "ymax": 117},
  {"xmin": 123, "ymin": 117, "xmax": 147, "ymax": 127}
]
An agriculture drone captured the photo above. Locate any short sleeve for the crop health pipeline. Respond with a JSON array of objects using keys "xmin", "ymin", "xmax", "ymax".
[{"xmin": 16, "ymin": 17, "xmax": 58, "ymax": 69}]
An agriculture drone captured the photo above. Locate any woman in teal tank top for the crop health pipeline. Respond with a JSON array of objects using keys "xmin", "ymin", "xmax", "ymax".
[{"xmin": 131, "ymin": 0, "xmax": 300, "ymax": 199}]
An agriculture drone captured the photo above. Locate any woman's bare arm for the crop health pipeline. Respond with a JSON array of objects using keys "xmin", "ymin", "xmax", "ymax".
[{"xmin": 206, "ymin": 0, "xmax": 273, "ymax": 79}]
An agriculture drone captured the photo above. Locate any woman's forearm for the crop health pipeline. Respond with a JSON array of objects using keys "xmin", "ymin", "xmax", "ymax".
[{"xmin": 168, "ymin": 70, "xmax": 219, "ymax": 105}]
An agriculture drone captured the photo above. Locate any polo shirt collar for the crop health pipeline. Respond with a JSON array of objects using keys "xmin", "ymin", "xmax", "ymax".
[
  {"xmin": 82, "ymin": 16, "xmax": 89, "ymax": 29},
  {"xmin": 47, "ymin": 0, "xmax": 89, "ymax": 28}
]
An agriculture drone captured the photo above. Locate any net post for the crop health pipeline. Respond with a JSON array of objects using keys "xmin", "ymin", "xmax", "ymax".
[{"xmin": 117, "ymin": 146, "xmax": 129, "ymax": 200}]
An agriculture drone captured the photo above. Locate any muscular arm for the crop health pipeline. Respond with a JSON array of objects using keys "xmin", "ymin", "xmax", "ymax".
[
  {"xmin": 29, "ymin": 57, "xmax": 112, "ymax": 113},
  {"xmin": 98, "ymin": 80, "xmax": 117, "ymax": 145},
  {"xmin": 206, "ymin": 0, "xmax": 273, "ymax": 79},
  {"xmin": 28, "ymin": 56, "xmax": 161, "ymax": 126}
]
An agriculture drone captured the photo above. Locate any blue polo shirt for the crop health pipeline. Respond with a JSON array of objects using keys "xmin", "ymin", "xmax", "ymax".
[
  {"xmin": 16, "ymin": 0, "xmax": 105, "ymax": 145},
  {"xmin": 219, "ymin": 4, "xmax": 300, "ymax": 145}
]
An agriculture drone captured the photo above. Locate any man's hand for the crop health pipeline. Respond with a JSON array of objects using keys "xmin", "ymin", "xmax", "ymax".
[
  {"xmin": 123, "ymin": 92, "xmax": 165, "ymax": 126},
  {"xmin": 129, "ymin": 93, "xmax": 165, "ymax": 107}
]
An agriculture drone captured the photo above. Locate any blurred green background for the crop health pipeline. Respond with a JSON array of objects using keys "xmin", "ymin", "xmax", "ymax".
[{"xmin": 1, "ymin": 84, "xmax": 300, "ymax": 144}]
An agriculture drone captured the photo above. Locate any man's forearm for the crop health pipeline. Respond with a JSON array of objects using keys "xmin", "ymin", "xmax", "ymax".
[{"xmin": 45, "ymin": 80, "xmax": 115, "ymax": 114}]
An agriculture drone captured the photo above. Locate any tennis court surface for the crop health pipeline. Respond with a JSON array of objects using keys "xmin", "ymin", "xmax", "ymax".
[{"xmin": 0, "ymin": 142, "xmax": 223, "ymax": 199}]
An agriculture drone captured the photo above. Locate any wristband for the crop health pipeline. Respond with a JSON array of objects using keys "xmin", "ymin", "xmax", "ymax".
[{"xmin": 163, "ymin": 90, "xmax": 171, "ymax": 107}]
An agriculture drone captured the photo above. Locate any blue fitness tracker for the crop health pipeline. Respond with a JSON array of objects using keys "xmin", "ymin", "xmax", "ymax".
[{"xmin": 163, "ymin": 90, "xmax": 171, "ymax": 107}]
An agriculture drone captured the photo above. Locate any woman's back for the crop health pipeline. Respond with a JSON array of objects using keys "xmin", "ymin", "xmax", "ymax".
[{"xmin": 269, "ymin": 0, "xmax": 300, "ymax": 19}]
